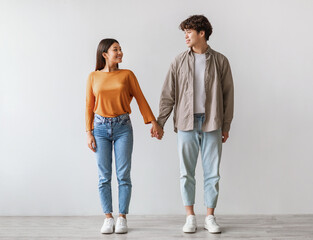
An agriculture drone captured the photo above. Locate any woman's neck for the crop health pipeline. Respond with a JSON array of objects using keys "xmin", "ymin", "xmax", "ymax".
[{"xmin": 102, "ymin": 64, "xmax": 119, "ymax": 72}]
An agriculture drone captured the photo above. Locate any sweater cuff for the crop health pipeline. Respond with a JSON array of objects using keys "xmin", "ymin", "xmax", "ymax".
[{"xmin": 144, "ymin": 116, "xmax": 156, "ymax": 124}]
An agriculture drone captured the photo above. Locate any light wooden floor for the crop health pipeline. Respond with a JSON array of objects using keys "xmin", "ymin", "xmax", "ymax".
[{"xmin": 0, "ymin": 215, "xmax": 313, "ymax": 240}]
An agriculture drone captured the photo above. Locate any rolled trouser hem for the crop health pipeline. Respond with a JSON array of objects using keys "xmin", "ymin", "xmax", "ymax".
[
  {"xmin": 206, "ymin": 206, "xmax": 216, "ymax": 209},
  {"xmin": 183, "ymin": 202, "xmax": 195, "ymax": 206},
  {"xmin": 119, "ymin": 209, "xmax": 129, "ymax": 214},
  {"xmin": 205, "ymin": 203, "xmax": 217, "ymax": 208},
  {"xmin": 104, "ymin": 211, "xmax": 113, "ymax": 214}
]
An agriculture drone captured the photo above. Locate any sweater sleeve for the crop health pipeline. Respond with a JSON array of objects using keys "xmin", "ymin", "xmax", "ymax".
[
  {"xmin": 128, "ymin": 71, "xmax": 156, "ymax": 124},
  {"xmin": 85, "ymin": 72, "xmax": 95, "ymax": 131}
]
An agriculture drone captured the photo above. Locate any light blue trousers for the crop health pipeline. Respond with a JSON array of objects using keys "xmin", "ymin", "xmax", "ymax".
[{"xmin": 177, "ymin": 114, "xmax": 222, "ymax": 208}]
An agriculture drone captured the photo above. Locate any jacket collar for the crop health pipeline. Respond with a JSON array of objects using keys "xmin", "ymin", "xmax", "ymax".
[{"xmin": 188, "ymin": 45, "xmax": 213, "ymax": 58}]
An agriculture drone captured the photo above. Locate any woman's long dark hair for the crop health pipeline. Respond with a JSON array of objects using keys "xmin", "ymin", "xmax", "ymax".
[{"xmin": 95, "ymin": 38, "xmax": 119, "ymax": 71}]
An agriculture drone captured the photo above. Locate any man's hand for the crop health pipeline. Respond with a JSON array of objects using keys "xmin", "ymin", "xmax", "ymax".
[{"xmin": 222, "ymin": 131, "xmax": 229, "ymax": 143}]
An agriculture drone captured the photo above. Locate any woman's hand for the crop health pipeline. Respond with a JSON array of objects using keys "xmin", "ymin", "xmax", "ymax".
[
  {"xmin": 150, "ymin": 120, "xmax": 164, "ymax": 140},
  {"xmin": 87, "ymin": 131, "xmax": 97, "ymax": 152}
]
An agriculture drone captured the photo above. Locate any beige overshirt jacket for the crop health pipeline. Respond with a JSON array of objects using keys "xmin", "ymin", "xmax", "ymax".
[{"xmin": 157, "ymin": 45, "xmax": 234, "ymax": 133}]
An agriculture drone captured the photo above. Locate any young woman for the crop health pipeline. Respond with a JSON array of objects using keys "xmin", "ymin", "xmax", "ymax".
[{"xmin": 85, "ymin": 38, "xmax": 163, "ymax": 234}]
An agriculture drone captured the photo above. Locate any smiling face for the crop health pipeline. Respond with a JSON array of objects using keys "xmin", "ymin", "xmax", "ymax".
[
  {"xmin": 184, "ymin": 29, "xmax": 206, "ymax": 48},
  {"xmin": 102, "ymin": 42, "xmax": 123, "ymax": 66}
]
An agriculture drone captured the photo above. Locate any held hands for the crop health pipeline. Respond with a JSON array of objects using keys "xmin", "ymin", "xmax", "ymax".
[
  {"xmin": 87, "ymin": 131, "xmax": 97, "ymax": 152},
  {"xmin": 150, "ymin": 120, "xmax": 164, "ymax": 140}
]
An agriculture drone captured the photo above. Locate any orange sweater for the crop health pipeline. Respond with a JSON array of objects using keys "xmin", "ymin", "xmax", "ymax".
[{"xmin": 85, "ymin": 69, "xmax": 156, "ymax": 131}]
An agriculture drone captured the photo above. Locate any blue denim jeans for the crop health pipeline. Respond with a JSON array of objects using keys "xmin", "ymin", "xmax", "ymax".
[
  {"xmin": 177, "ymin": 114, "xmax": 222, "ymax": 208},
  {"xmin": 93, "ymin": 113, "xmax": 133, "ymax": 214}
]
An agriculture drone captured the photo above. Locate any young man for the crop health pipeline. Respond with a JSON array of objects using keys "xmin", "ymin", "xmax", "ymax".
[{"xmin": 154, "ymin": 15, "xmax": 234, "ymax": 233}]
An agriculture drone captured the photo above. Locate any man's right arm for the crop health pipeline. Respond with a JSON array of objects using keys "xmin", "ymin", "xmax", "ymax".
[{"xmin": 157, "ymin": 62, "xmax": 176, "ymax": 129}]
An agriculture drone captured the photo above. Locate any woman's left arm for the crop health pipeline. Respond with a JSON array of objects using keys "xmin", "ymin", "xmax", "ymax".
[
  {"xmin": 128, "ymin": 71, "xmax": 164, "ymax": 139},
  {"xmin": 128, "ymin": 70, "xmax": 156, "ymax": 124}
]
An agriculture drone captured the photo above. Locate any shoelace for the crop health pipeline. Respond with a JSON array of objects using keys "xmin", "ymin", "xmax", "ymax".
[
  {"xmin": 207, "ymin": 217, "xmax": 219, "ymax": 226},
  {"xmin": 104, "ymin": 218, "xmax": 113, "ymax": 225},
  {"xmin": 117, "ymin": 218, "xmax": 126, "ymax": 226},
  {"xmin": 187, "ymin": 217, "xmax": 196, "ymax": 224}
]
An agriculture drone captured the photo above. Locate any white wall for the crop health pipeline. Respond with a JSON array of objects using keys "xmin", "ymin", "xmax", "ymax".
[{"xmin": 1, "ymin": 0, "xmax": 313, "ymax": 216}]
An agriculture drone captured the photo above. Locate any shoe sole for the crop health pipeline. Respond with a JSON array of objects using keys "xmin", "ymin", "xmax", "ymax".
[
  {"xmin": 101, "ymin": 226, "xmax": 114, "ymax": 234},
  {"xmin": 204, "ymin": 225, "xmax": 221, "ymax": 234},
  {"xmin": 183, "ymin": 227, "xmax": 197, "ymax": 233},
  {"xmin": 115, "ymin": 228, "xmax": 128, "ymax": 234}
]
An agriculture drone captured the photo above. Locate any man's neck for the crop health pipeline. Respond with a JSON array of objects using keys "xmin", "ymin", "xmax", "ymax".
[{"xmin": 192, "ymin": 43, "xmax": 209, "ymax": 54}]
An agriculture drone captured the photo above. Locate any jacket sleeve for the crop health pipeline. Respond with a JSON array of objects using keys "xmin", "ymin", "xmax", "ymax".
[
  {"xmin": 221, "ymin": 57, "xmax": 234, "ymax": 132},
  {"xmin": 157, "ymin": 61, "xmax": 176, "ymax": 128}
]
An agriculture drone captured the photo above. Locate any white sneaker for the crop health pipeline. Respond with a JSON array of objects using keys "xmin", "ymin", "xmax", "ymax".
[
  {"xmin": 183, "ymin": 215, "xmax": 197, "ymax": 233},
  {"xmin": 115, "ymin": 217, "xmax": 128, "ymax": 234},
  {"xmin": 100, "ymin": 217, "xmax": 114, "ymax": 234},
  {"xmin": 204, "ymin": 215, "xmax": 221, "ymax": 233}
]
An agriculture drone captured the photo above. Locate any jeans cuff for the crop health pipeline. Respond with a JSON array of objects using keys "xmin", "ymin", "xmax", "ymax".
[{"xmin": 183, "ymin": 201, "xmax": 195, "ymax": 206}]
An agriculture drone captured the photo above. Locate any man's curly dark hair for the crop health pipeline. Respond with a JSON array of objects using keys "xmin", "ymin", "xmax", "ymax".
[{"xmin": 180, "ymin": 15, "xmax": 213, "ymax": 41}]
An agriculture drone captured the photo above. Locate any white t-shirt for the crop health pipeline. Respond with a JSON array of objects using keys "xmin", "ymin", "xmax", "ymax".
[{"xmin": 193, "ymin": 52, "xmax": 206, "ymax": 114}]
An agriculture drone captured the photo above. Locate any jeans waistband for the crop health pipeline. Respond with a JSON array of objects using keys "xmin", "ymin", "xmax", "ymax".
[
  {"xmin": 94, "ymin": 113, "xmax": 130, "ymax": 124},
  {"xmin": 194, "ymin": 113, "xmax": 205, "ymax": 118}
]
